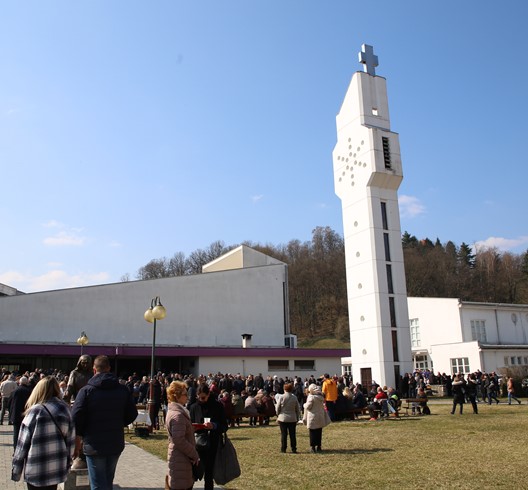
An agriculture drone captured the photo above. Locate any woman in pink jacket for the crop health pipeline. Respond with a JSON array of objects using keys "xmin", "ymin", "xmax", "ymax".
[{"xmin": 166, "ymin": 381, "xmax": 200, "ymax": 490}]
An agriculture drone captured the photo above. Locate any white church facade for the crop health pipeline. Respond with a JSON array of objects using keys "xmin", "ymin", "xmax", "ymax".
[{"xmin": 0, "ymin": 245, "xmax": 348, "ymax": 377}]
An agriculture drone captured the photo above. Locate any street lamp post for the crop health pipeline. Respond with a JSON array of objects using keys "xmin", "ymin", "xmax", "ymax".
[
  {"xmin": 76, "ymin": 331, "xmax": 89, "ymax": 355},
  {"xmin": 144, "ymin": 296, "xmax": 166, "ymax": 431}
]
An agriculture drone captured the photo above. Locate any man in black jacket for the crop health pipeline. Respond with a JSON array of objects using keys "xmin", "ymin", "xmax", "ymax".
[
  {"xmin": 72, "ymin": 355, "xmax": 137, "ymax": 490},
  {"xmin": 9, "ymin": 376, "xmax": 32, "ymax": 449}
]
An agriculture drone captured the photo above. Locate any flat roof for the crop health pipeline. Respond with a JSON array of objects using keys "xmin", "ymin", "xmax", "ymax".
[{"xmin": 0, "ymin": 343, "xmax": 350, "ymax": 358}]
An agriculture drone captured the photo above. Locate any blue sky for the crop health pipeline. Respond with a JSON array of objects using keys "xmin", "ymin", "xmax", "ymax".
[{"xmin": 2, "ymin": 1, "xmax": 527, "ymax": 293}]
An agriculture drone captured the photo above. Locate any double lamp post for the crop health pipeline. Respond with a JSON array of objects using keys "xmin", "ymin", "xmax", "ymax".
[
  {"xmin": 76, "ymin": 331, "xmax": 89, "ymax": 355},
  {"xmin": 144, "ymin": 296, "xmax": 166, "ymax": 430}
]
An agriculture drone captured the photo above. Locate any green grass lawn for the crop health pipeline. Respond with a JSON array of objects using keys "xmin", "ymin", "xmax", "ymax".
[{"xmin": 126, "ymin": 400, "xmax": 527, "ymax": 489}]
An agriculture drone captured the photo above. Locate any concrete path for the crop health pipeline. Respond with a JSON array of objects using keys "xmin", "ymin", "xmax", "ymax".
[{"xmin": 1, "ymin": 424, "xmax": 206, "ymax": 489}]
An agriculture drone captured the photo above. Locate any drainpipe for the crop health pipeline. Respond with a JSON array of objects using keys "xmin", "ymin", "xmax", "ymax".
[{"xmin": 494, "ymin": 308, "xmax": 500, "ymax": 345}]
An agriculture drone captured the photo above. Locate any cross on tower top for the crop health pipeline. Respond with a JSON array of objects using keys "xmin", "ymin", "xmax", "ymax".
[{"xmin": 358, "ymin": 44, "xmax": 378, "ymax": 76}]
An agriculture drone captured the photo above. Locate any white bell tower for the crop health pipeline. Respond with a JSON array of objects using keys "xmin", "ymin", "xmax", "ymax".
[{"xmin": 333, "ymin": 44, "xmax": 412, "ymax": 389}]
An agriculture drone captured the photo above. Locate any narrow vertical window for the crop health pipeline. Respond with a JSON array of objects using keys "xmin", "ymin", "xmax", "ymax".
[
  {"xmin": 386, "ymin": 264, "xmax": 394, "ymax": 294},
  {"xmin": 389, "ymin": 297, "xmax": 397, "ymax": 328},
  {"xmin": 383, "ymin": 233, "xmax": 391, "ymax": 261},
  {"xmin": 391, "ymin": 330, "xmax": 399, "ymax": 362},
  {"xmin": 381, "ymin": 202, "xmax": 388, "ymax": 230}
]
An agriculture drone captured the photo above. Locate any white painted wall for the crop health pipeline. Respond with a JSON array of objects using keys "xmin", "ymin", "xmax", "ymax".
[
  {"xmin": 429, "ymin": 341, "xmax": 481, "ymax": 375},
  {"xmin": 197, "ymin": 356, "xmax": 343, "ymax": 380},
  {"xmin": 407, "ymin": 297, "xmax": 463, "ymax": 347},
  {"xmin": 0, "ymin": 264, "xmax": 288, "ymax": 348},
  {"xmin": 407, "ymin": 297, "xmax": 528, "ymax": 374}
]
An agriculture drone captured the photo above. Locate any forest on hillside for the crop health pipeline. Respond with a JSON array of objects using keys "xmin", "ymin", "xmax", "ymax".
[{"xmin": 124, "ymin": 227, "xmax": 528, "ymax": 341}]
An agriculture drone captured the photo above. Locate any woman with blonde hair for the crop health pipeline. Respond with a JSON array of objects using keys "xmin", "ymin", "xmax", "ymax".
[
  {"xmin": 12, "ymin": 376, "xmax": 75, "ymax": 490},
  {"xmin": 166, "ymin": 381, "xmax": 200, "ymax": 490}
]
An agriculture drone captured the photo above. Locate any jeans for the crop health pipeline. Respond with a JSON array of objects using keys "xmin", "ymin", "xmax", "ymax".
[
  {"xmin": 508, "ymin": 392, "xmax": 521, "ymax": 404},
  {"xmin": 86, "ymin": 454, "xmax": 120, "ymax": 490},
  {"xmin": 13, "ymin": 423, "xmax": 21, "ymax": 449},
  {"xmin": 0, "ymin": 396, "xmax": 11, "ymax": 423}
]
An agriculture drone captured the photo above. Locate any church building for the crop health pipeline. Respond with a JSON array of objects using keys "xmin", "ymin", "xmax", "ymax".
[{"xmin": 0, "ymin": 245, "xmax": 347, "ymax": 377}]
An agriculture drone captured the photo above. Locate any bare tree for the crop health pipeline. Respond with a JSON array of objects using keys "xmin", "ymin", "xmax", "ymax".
[{"xmin": 168, "ymin": 252, "xmax": 187, "ymax": 276}]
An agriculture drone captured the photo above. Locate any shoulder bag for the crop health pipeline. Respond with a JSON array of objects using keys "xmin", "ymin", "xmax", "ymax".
[{"xmin": 213, "ymin": 432, "xmax": 241, "ymax": 485}]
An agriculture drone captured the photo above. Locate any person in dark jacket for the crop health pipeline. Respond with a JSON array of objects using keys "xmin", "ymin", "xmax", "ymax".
[
  {"xmin": 189, "ymin": 383, "xmax": 228, "ymax": 490},
  {"xmin": 465, "ymin": 373, "xmax": 479, "ymax": 414},
  {"xmin": 451, "ymin": 374, "xmax": 466, "ymax": 415},
  {"xmin": 71, "ymin": 355, "xmax": 137, "ymax": 490},
  {"xmin": 8, "ymin": 376, "xmax": 32, "ymax": 449}
]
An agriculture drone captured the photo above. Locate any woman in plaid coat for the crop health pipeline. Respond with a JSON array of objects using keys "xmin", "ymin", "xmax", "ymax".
[{"xmin": 12, "ymin": 376, "xmax": 75, "ymax": 490}]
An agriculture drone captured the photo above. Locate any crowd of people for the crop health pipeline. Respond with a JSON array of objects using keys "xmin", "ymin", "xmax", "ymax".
[
  {"xmin": 2, "ymin": 356, "xmax": 137, "ymax": 490},
  {"xmin": 1, "ymin": 362, "xmax": 525, "ymax": 489}
]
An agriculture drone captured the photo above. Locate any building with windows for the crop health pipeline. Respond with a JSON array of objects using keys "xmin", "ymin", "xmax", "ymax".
[
  {"xmin": 407, "ymin": 297, "xmax": 528, "ymax": 375},
  {"xmin": 0, "ymin": 245, "xmax": 347, "ymax": 377}
]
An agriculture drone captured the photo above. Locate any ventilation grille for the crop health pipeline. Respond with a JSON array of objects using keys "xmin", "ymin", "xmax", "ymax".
[{"xmin": 382, "ymin": 137, "xmax": 391, "ymax": 169}]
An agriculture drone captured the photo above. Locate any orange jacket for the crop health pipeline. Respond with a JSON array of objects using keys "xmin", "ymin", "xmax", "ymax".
[{"xmin": 322, "ymin": 379, "xmax": 338, "ymax": 402}]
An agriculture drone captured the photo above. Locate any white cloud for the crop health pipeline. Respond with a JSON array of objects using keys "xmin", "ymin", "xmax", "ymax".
[
  {"xmin": 399, "ymin": 195, "xmax": 426, "ymax": 218},
  {"xmin": 47, "ymin": 261, "xmax": 63, "ymax": 268},
  {"xmin": 474, "ymin": 236, "xmax": 528, "ymax": 252},
  {"xmin": 108, "ymin": 240, "xmax": 122, "ymax": 248},
  {"xmin": 251, "ymin": 194, "xmax": 264, "ymax": 203},
  {"xmin": 43, "ymin": 220, "xmax": 64, "ymax": 228},
  {"xmin": 41, "ymin": 220, "xmax": 86, "ymax": 246},
  {"xmin": 43, "ymin": 231, "xmax": 86, "ymax": 246},
  {"xmin": 0, "ymin": 269, "xmax": 110, "ymax": 293}
]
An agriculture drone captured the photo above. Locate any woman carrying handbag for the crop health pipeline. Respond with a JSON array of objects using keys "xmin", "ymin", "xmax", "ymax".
[
  {"xmin": 166, "ymin": 381, "xmax": 200, "ymax": 490},
  {"xmin": 12, "ymin": 376, "xmax": 75, "ymax": 490}
]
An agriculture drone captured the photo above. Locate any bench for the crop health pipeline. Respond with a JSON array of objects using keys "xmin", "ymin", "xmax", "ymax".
[
  {"xmin": 366, "ymin": 399, "xmax": 402, "ymax": 420},
  {"xmin": 336, "ymin": 406, "xmax": 370, "ymax": 420},
  {"xmin": 402, "ymin": 398, "xmax": 429, "ymax": 416},
  {"xmin": 229, "ymin": 414, "xmax": 274, "ymax": 426}
]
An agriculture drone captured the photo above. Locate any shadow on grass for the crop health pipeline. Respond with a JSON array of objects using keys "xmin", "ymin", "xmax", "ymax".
[
  {"xmin": 128, "ymin": 432, "xmax": 167, "ymax": 441},
  {"xmin": 326, "ymin": 447, "xmax": 393, "ymax": 455},
  {"xmin": 228, "ymin": 436, "xmax": 254, "ymax": 442},
  {"xmin": 115, "ymin": 487, "xmax": 163, "ymax": 490}
]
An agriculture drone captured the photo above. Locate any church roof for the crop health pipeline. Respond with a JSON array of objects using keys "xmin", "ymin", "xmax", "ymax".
[{"xmin": 202, "ymin": 245, "xmax": 285, "ymax": 273}]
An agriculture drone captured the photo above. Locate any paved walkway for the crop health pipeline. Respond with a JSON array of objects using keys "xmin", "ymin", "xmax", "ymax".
[{"xmin": 1, "ymin": 424, "xmax": 205, "ymax": 489}]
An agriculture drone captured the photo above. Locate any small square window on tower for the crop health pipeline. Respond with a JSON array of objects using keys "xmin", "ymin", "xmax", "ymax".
[{"xmin": 372, "ymin": 108, "xmax": 379, "ymax": 116}]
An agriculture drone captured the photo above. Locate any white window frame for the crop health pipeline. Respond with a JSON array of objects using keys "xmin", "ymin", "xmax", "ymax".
[
  {"xmin": 470, "ymin": 320, "xmax": 487, "ymax": 343},
  {"xmin": 414, "ymin": 354, "xmax": 429, "ymax": 370},
  {"xmin": 451, "ymin": 357, "xmax": 470, "ymax": 374},
  {"xmin": 410, "ymin": 318, "xmax": 421, "ymax": 348}
]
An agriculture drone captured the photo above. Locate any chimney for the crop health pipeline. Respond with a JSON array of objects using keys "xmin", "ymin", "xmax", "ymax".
[{"xmin": 241, "ymin": 333, "xmax": 253, "ymax": 348}]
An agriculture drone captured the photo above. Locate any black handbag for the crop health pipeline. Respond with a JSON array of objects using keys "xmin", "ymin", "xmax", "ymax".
[
  {"xmin": 192, "ymin": 458, "xmax": 205, "ymax": 481},
  {"xmin": 194, "ymin": 431, "xmax": 210, "ymax": 449},
  {"xmin": 213, "ymin": 433, "xmax": 241, "ymax": 485}
]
